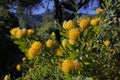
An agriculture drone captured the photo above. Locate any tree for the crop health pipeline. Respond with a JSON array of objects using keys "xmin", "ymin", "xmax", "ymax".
[
  {"xmin": 0, "ymin": 0, "xmax": 43, "ymax": 79},
  {"xmin": 54, "ymin": 0, "xmax": 90, "ymax": 24}
]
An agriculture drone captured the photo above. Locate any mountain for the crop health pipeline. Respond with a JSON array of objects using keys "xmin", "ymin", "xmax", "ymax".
[
  {"xmin": 24, "ymin": 10, "xmax": 54, "ymax": 28},
  {"xmin": 16, "ymin": 9, "xmax": 95, "ymax": 28},
  {"xmin": 25, "ymin": 14, "xmax": 42, "ymax": 28}
]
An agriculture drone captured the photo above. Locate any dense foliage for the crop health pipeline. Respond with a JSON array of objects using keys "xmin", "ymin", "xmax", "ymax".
[{"xmin": 0, "ymin": 0, "xmax": 120, "ymax": 80}]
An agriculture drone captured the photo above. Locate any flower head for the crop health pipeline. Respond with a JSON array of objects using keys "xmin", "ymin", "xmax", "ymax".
[
  {"xmin": 90, "ymin": 17, "xmax": 100, "ymax": 26},
  {"xmin": 109, "ymin": 48, "xmax": 114, "ymax": 52},
  {"xmin": 10, "ymin": 27, "xmax": 19, "ymax": 36},
  {"xmin": 78, "ymin": 18, "xmax": 90, "ymax": 30},
  {"xmin": 27, "ymin": 48, "xmax": 39, "ymax": 59},
  {"xmin": 22, "ymin": 57, "xmax": 27, "ymax": 62},
  {"xmin": 61, "ymin": 59, "xmax": 74, "ymax": 73},
  {"xmin": 4, "ymin": 74, "xmax": 11, "ymax": 80},
  {"xmin": 45, "ymin": 39, "xmax": 54, "ymax": 48},
  {"xmin": 16, "ymin": 29, "xmax": 25, "ymax": 38},
  {"xmin": 62, "ymin": 39, "xmax": 68, "ymax": 48},
  {"xmin": 103, "ymin": 40, "xmax": 110, "ymax": 46},
  {"xmin": 16, "ymin": 64, "xmax": 21, "ymax": 71},
  {"xmin": 50, "ymin": 32, "xmax": 56, "ymax": 37},
  {"xmin": 63, "ymin": 20, "xmax": 74, "ymax": 30},
  {"xmin": 68, "ymin": 28, "xmax": 80, "ymax": 40},
  {"xmin": 22, "ymin": 28, "xmax": 27, "ymax": 36},
  {"xmin": 31, "ymin": 41, "xmax": 42, "ymax": 51},
  {"xmin": 69, "ymin": 39, "xmax": 76, "ymax": 45},
  {"xmin": 96, "ymin": 8, "xmax": 103, "ymax": 14},
  {"xmin": 27, "ymin": 29, "xmax": 34, "ymax": 36},
  {"xmin": 56, "ymin": 47, "xmax": 63, "ymax": 56}
]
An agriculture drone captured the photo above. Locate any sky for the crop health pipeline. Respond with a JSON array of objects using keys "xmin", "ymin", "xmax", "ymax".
[
  {"xmin": 32, "ymin": 0, "xmax": 54, "ymax": 14},
  {"xmin": 32, "ymin": 0, "xmax": 100, "ymax": 15},
  {"xmin": 9, "ymin": 0, "xmax": 100, "ymax": 15}
]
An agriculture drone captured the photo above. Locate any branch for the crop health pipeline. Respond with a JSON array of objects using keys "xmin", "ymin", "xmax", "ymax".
[{"xmin": 77, "ymin": 0, "xmax": 89, "ymax": 9}]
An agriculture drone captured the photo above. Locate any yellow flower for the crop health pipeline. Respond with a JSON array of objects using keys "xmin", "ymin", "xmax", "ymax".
[
  {"xmin": 73, "ymin": 60, "xmax": 81, "ymax": 71},
  {"xmin": 69, "ymin": 39, "xmax": 76, "ymax": 45},
  {"xmin": 56, "ymin": 48, "xmax": 63, "ymax": 56},
  {"xmin": 90, "ymin": 17, "xmax": 100, "ymax": 26},
  {"xmin": 50, "ymin": 32, "xmax": 56, "ymax": 37},
  {"xmin": 78, "ymin": 18, "xmax": 90, "ymax": 30},
  {"xmin": 10, "ymin": 27, "xmax": 19, "ymax": 36},
  {"xmin": 63, "ymin": 20, "xmax": 74, "ymax": 30},
  {"xmin": 109, "ymin": 48, "xmax": 114, "ymax": 52},
  {"xmin": 61, "ymin": 59, "xmax": 74, "ymax": 73},
  {"xmin": 103, "ymin": 40, "xmax": 110, "ymax": 46},
  {"xmin": 22, "ymin": 28, "xmax": 27, "ymax": 36},
  {"xmin": 27, "ymin": 48, "xmax": 39, "ymax": 59},
  {"xmin": 62, "ymin": 39, "xmax": 68, "ymax": 48},
  {"xmin": 22, "ymin": 57, "xmax": 27, "ymax": 62},
  {"xmin": 16, "ymin": 29, "xmax": 25, "ymax": 38},
  {"xmin": 31, "ymin": 41, "xmax": 42, "ymax": 51},
  {"xmin": 45, "ymin": 39, "xmax": 54, "ymax": 48},
  {"xmin": 16, "ymin": 64, "xmax": 21, "ymax": 71},
  {"xmin": 68, "ymin": 28, "xmax": 80, "ymax": 40},
  {"xmin": 27, "ymin": 29, "xmax": 34, "ymax": 36},
  {"xmin": 4, "ymin": 74, "xmax": 11, "ymax": 80},
  {"xmin": 96, "ymin": 8, "xmax": 103, "ymax": 14}
]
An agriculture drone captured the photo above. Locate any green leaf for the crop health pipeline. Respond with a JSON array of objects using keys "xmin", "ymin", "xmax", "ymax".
[
  {"xmin": 14, "ymin": 40, "xmax": 28, "ymax": 53},
  {"xmin": 93, "ymin": 26, "xmax": 102, "ymax": 34}
]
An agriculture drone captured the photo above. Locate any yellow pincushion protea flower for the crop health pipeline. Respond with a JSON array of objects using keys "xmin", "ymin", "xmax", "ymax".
[
  {"xmin": 96, "ymin": 8, "xmax": 103, "ymax": 14},
  {"xmin": 27, "ymin": 48, "xmax": 39, "ymax": 59},
  {"xmin": 109, "ymin": 48, "xmax": 114, "ymax": 52},
  {"xmin": 22, "ymin": 28, "xmax": 27, "ymax": 36},
  {"xmin": 103, "ymin": 40, "xmax": 110, "ymax": 46},
  {"xmin": 56, "ymin": 47, "xmax": 63, "ymax": 56},
  {"xmin": 63, "ymin": 20, "xmax": 74, "ymax": 30},
  {"xmin": 68, "ymin": 28, "xmax": 80, "ymax": 40},
  {"xmin": 50, "ymin": 32, "xmax": 56, "ymax": 37},
  {"xmin": 16, "ymin": 64, "xmax": 21, "ymax": 71},
  {"xmin": 31, "ymin": 41, "xmax": 42, "ymax": 51},
  {"xmin": 62, "ymin": 39, "xmax": 68, "ymax": 48},
  {"xmin": 27, "ymin": 29, "xmax": 34, "ymax": 36},
  {"xmin": 61, "ymin": 59, "xmax": 74, "ymax": 73},
  {"xmin": 45, "ymin": 39, "xmax": 54, "ymax": 48},
  {"xmin": 78, "ymin": 18, "xmax": 90, "ymax": 30},
  {"xmin": 16, "ymin": 29, "xmax": 25, "ymax": 38},
  {"xmin": 10, "ymin": 27, "xmax": 19, "ymax": 36},
  {"xmin": 4, "ymin": 74, "xmax": 11, "ymax": 80},
  {"xmin": 69, "ymin": 39, "xmax": 76, "ymax": 45},
  {"xmin": 22, "ymin": 57, "xmax": 27, "ymax": 62},
  {"xmin": 90, "ymin": 17, "xmax": 100, "ymax": 26}
]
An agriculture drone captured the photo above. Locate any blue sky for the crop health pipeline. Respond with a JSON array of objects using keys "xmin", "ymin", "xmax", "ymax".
[
  {"xmin": 32, "ymin": 0, "xmax": 100, "ymax": 15},
  {"xmin": 32, "ymin": 0, "xmax": 54, "ymax": 14},
  {"xmin": 9, "ymin": 0, "xmax": 100, "ymax": 15}
]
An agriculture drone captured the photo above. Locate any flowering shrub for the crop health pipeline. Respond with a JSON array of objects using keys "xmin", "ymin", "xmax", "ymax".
[{"xmin": 4, "ymin": 0, "xmax": 120, "ymax": 80}]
